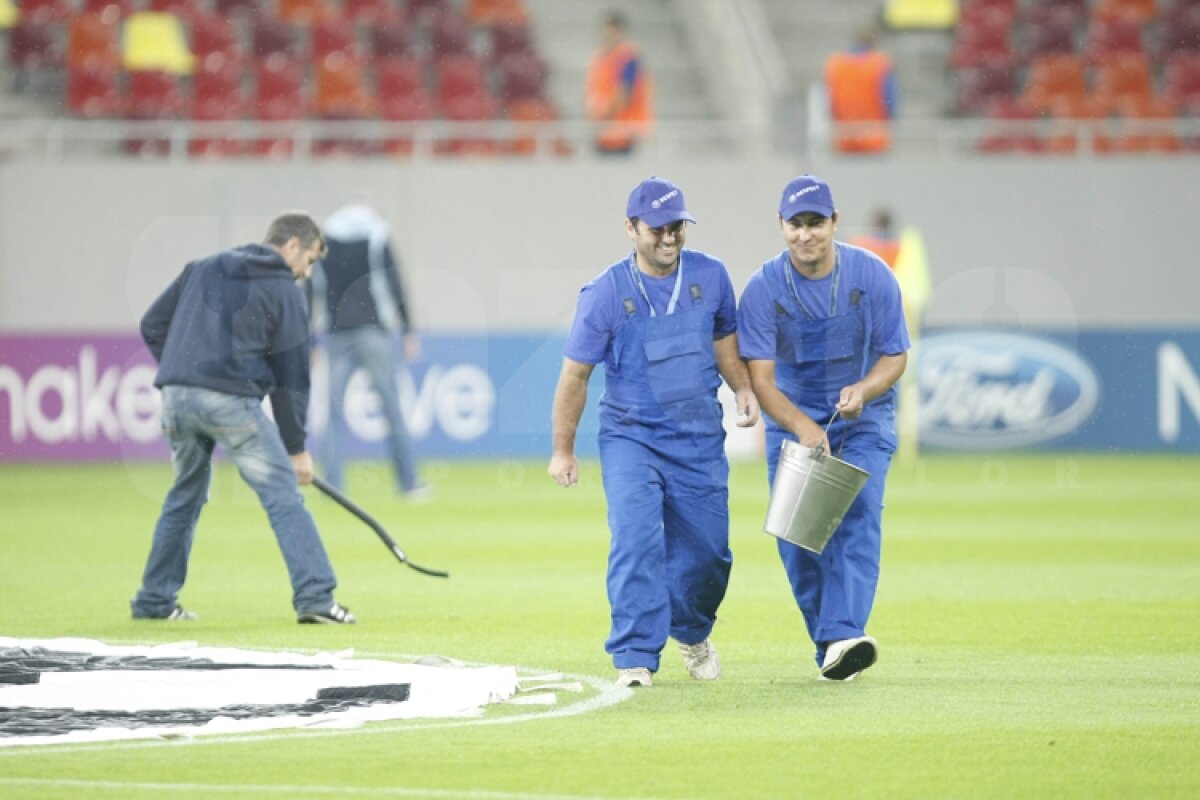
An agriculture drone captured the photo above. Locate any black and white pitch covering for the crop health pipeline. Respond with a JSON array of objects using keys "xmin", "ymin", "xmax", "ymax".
[{"xmin": 0, "ymin": 638, "xmax": 521, "ymax": 748}]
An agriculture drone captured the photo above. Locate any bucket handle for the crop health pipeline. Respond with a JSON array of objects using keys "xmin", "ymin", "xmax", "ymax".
[{"xmin": 811, "ymin": 409, "xmax": 846, "ymax": 461}]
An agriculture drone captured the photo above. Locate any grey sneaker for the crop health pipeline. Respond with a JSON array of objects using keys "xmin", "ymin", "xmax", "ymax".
[
  {"xmin": 820, "ymin": 636, "xmax": 877, "ymax": 681},
  {"xmin": 615, "ymin": 667, "xmax": 653, "ymax": 688},
  {"xmin": 678, "ymin": 638, "xmax": 721, "ymax": 680},
  {"xmin": 297, "ymin": 603, "xmax": 358, "ymax": 625},
  {"xmin": 132, "ymin": 605, "xmax": 198, "ymax": 621}
]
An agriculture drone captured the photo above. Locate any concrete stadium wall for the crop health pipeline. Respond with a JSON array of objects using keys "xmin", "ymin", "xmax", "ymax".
[{"xmin": 1, "ymin": 156, "xmax": 1198, "ymax": 334}]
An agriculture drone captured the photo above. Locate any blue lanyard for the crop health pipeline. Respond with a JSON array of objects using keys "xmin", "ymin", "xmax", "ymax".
[
  {"xmin": 628, "ymin": 256, "xmax": 684, "ymax": 317},
  {"xmin": 784, "ymin": 251, "xmax": 840, "ymax": 320}
]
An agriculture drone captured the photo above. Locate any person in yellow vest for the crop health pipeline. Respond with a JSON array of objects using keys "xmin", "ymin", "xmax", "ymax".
[
  {"xmin": 824, "ymin": 27, "xmax": 897, "ymax": 154},
  {"xmin": 585, "ymin": 11, "xmax": 654, "ymax": 156}
]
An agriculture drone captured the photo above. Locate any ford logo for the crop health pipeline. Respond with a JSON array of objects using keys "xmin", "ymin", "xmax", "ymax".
[{"xmin": 917, "ymin": 331, "xmax": 1099, "ymax": 449}]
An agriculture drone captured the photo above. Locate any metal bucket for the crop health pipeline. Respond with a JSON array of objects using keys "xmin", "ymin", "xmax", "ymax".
[{"xmin": 763, "ymin": 439, "xmax": 870, "ymax": 554}]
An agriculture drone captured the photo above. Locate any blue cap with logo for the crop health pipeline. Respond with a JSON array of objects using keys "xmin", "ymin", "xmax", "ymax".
[
  {"xmin": 779, "ymin": 174, "xmax": 835, "ymax": 220},
  {"xmin": 626, "ymin": 176, "xmax": 697, "ymax": 227}
]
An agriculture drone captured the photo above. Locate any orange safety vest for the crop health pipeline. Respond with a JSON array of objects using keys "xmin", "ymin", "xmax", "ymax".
[
  {"xmin": 586, "ymin": 41, "xmax": 654, "ymax": 152},
  {"xmin": 851, "ymin": 234, "xmax": 900, "ymax": 269},
  {"xmin": 824, "ymin": 50, "xmax": 892, "ymax": 154}
]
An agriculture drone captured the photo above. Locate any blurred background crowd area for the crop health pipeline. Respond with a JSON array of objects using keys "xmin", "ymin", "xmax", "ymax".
[{"xmin": 1, "ymin": 0, "xmax": 1198, "ymax": 160}]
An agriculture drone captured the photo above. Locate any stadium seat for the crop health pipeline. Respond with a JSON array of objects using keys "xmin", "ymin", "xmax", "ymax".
[
  {"xmin": 66, "ymin": 12, "xmax": 123, "ymax": 71},
  {"xmin": 1044, "ymin": 93, "xmax": 1106, "ymax": 153},
  {"xmin": 123, "ymin": 11, "xmax": 195, "ymax": 75},
  {"xmin": 407, "ymin": 0, "xmax": 451, "ymax": 21},
  {"xmin": 1091, "ymin": 52, "xmax": 1154, "ymax": 112},
  {"xmin": 495, "ymin": 51, "xmax": 547, "ymax": 104},
  {"xmin": 189, "ymin": 12, "xmax": 242, "ymax": 63},
  {"xmin": 344, "ymin": 0, "xmax": 402, "ymax": 23},
  {"xmin": 951, "ymin": 63, "xmax": 1018, "ymax": 114},
  {"xmin": 948, "ymin": 15, "xmax": 1014, "ymax": 69},
  {"xmin": 1092, "ymin": 0, "xmax": 1158, "ymax": 24},
  {"xmin": 8, "ymin": 18, "xmax": 64, "ymax": 75},
  {"xmin": 370, "ymin": 17, "xmax": 414, "ymax": 58},
  {"xmin": 146, "ymin": 0, "xmax": 206, "ymax": 20},
  {"xmin": 1022, "ymin": 53, "xmax": 1088, "ymax": 113},
  {"xmin": 465, "ymin": 0, "xmax": 528, "ymax": 26},
  {"xmin": 212, "ymin": 0, "xmax": 260, "ymax": 17},
  {"xmin": 189, "ymin": 53, "xmax": 245, "ymax": 156},
  {"xmin": 125, "ymin": 69, "xmax": 187, "ymax": 156},
  {"xmin": 1022, "ymin": 0, "xmax": 1088, "ymax": 28},
  {"xmin": 882, "ymin": 0, "xmax": 959, "ymax": 31},
  {"xmin": 958, "ymin": 0, "xmax": 1018, "ymax": 26},
  {"xmin": 502, "ymin": 95, "xmax": 569, "ymax": 156},
  {"xmin": 252, "ymin": 54, "xmax": 306, "ymax": 157},
  {"xmin": 1150, "ymin": 6, "xmax": 1200, "ymax": 60},
  {"xmin": 1162, "ymin": 52, "xmax": 1200, "ymax": 113},
  {"xmin": 429, "ymin": 8, "xmax": 475, "ymax": 58},
  {"xmin": 277, "ymin": 0, "xmax": 335, "ymax": 24},
  {"xmin": 1017, "ymin": 12, "xmax": 1077, "ymax": 63},
  {"xmin": 66, "ymin": 63, "xmax": 125, "ymax": 117},
  {"xmin": 376, "ymin": 56, "xmax": 434, "ymax": 156},
  {"xmin": 312, "ymin": 17, "xmax": 359, "ymax": 59},
  {"xmin": 80, "ymin": 0, "xmax": 133, "ymax": 20},
  {"xmin": 252, "ymin": 18, "xmax": 301, "ymax": 60},
  {"xmin": 1084, "ymin": 14, "xmax": 1145, "ymax": 64},
  {"xmin": 488, "ymin": 19, "xmax": 536, "ymax": 62},
  {"xmin": 436, "ymin": 53, "xmax": 490, "ymax": 104},
  {"xmin": 16, "ymin": 0, "xmax": 70, "ymax": 21},
  {"xmin": 314, "ymin": 52, "xmax": 374, "ymax": 118}
]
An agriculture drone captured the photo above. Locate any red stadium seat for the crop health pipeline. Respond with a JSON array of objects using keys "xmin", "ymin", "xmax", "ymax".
[
  {"xmin": 1084, "ymin": 14, "xmax": 1144, "ymax": 64},
  {"xmin": 1162, "ymin": 52, "xmax": 1200, "ymax": 114},
  {"xmin": 252, "ymin": 18, "xmax": 301, "ymax": 60},
  {"xmin": 213, "ymin": 0, "xmax": 261, "ymax": 17},
  {"xmin": 1021, "ymin": 0, "xmax": 1087, "ymax": 28},
  {"xmin": 429, "ymin": 8, "xmax": 475, "ymax": 58},
  {"xmin": 276, "ymin": 0, "xmax": 336, "ymax": 24},
  {"xmin": 1017, "ymin": 12, "xmax": 1077, "ymax": 63},
  {"xmin": 495, "ymin": 51, "xmax": 547, "ymax": 104},
  {"xmin": 959, "ymin": 0, "xmax": 1018, "ymax": 26},
  {"xmin": 407, "ymin": 0, "xmax": 451, "ymax": 21},
  {"xmin": 66, "ymin": 64, "xmax": 125, "ymax": 117},
  {"xmin": 189, "ymin": 54, "xmax": 246, "ymax": 156},
  {"xmin": 488, "ymin": 19, "xmax": 536, "ymax": 63},
  {"xmin": 189, "ymin": 12, "xmax": 242, "ymax": 62},
  {"xmin": 1151, "ymin": 6, "xmax": 1200, "ymax": 60},
  {"xmin": 503, "ymin": 95, "xmax": 570, "ymax": 156},
  {"xmin": 8, "ymin": 18, "xmax": 65, "ymax": 74},
  {"xmin": 370, "ymin": 17, "xmax": 414, "ymax": 58},
  {"xmin": 948, "ymin": 15, "xmax": 1014, "ymax": 69},
  {"xmin": 977, "ymin": 97, "xmax": 1045, "ymax": 153},
  {"xmin": 147, "ymin": 0, "xmax": 206, "ymax": 20},
  {"xmin": 312, "ymin": 18, "xmax": 360, "ymax": 59},
  {"xmin": 952, "ymin": 63, "xmax": 1018, "ymax": 114},
  {"xmin": 17, "ymin": 0, "xmax": 71, "ymax": 21},
  {"xmin": 376, "ymin": 57, "xmax": 434, "ymax": 156},
  {"xmin": 435, "ymin": 53, "xmax": 489, "ymax": 103},
  {"xmin": 436, "ymin": 90, "xmax": 500, "ymax": 156},
  {"xmin": 125, "ymin": 69, "xmax": 187, "ymax": 156},
  {"xmin": 1092, "ymin": 0, "xmax": 1158, "ymax": 24},
  {"xmin": 252, "ymin": 55, "xmax": 306, "ymax": 158},
  {"xmin": 81, "ymin": 0, "xmax": 135, "ymax": 20}
]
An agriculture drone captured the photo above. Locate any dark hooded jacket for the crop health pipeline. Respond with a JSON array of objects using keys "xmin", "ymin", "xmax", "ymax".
[{"xmin": 141, "ymin": 243, "xmax": 311, "ymax": 453}]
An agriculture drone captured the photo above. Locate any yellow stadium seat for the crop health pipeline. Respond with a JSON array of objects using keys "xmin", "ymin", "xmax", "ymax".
[
  {"xmin": 0, "ymin": 0, "xmax": 18, "ymax": 29},
  {"xmin": 884, "ymin": 0, "xmax": 959, "ymax": 31},
  {"xmin": 122, "ymin": 11, "xmax": 194, "ymax": 75}
]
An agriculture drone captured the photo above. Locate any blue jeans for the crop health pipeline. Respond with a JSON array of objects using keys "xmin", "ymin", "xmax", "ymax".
[
  {"xmin": 131, "ymin": 385, "xmax": 338, "ymax": 617},
  {"xmin": 322, "ymin": 328, "xmax": 420, "ymax": 492}
]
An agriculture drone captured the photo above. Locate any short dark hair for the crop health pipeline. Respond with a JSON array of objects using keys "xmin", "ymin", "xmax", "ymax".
[
  {"xmin": 264, "ymin": 211, "xmax": 323, "ymax": 251},
  {"xmin": 604, "ymin": 10, "xmax": 627, "ymax": 30}
]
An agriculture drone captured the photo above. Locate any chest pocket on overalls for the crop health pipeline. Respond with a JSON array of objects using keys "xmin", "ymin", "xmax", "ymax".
[{"xmin": 642, "ymin": 308, "xmax": 711, "ymax": 406}]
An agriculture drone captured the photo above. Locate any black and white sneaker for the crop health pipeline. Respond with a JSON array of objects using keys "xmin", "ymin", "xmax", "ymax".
[
  {"xmin": 132, "ymin": 605, "xmax": 198, "ymax": 621},
  {"xmin": 297, "ymin": 603, "xmax": 358, "ymax": 625}
]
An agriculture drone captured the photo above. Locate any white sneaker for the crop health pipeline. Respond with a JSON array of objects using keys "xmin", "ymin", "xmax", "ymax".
[
  {"xmin": 820, "ymin": 636, "xmax": 878, "ymax": 681},
  {"xmin": 678, "ymin": 638, "xmax": 721, "ymax": 680},
  {"xmin": 615, "ymin": 667, "xmax": 653, "ymax": 688}
]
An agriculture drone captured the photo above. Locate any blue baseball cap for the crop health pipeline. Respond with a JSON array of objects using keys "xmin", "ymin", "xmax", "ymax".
[
  {"xmin": 626, "ymin": 176, "xmax": 697, "ymax": 227},
  {"xmin": 779, "ymin": 174, "xmax": 835, "ymax": 220}
]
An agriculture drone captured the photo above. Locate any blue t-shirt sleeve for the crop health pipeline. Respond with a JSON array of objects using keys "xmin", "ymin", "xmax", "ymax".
[
  {"xmin": 564, "ymin": 278, "xmax": 616, "ymax": 365},
  {"xmin": 736, "ymin": 270, "xmax": 778, "ymax": 360},
  {"xmin": 620, "ymin": 56, "xmax": 639, "ymax": 93},
  {"xmin": 869, "ymin": 263, "xmax": 910, "ymax": 355},
  {"xmin": 714, "ymin": 266, "xmax": 737, "ymax": 339}
]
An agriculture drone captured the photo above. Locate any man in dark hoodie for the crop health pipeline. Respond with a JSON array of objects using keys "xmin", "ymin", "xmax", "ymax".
[{"xmin": 131, "ymin": 211, "xmax": 357, "ymax": 625}]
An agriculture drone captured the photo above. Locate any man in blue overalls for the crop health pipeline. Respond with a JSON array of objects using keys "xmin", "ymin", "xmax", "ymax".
[
  {"xmin": 738, "ymin": 175, "xmax": 910, "ymax": 681},
  {"xmin": 548, "ymin": 176, "xmax": 760, "ymax": 688}
]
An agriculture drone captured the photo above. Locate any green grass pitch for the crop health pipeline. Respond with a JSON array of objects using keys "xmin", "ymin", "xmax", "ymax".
[{"xmin": 1, "ymin": 453, "xmax": 1198, "ymax": 799}]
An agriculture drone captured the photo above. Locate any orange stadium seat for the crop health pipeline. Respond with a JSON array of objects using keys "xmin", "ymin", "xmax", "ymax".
[
  {"xmin": 1093, "ymin": 0, "xmax": 1158, "ymax": 24},
  {"xmin": 66, "ymin": 12, "xmax": 122, "ymax": 71},
  {"xmin": 314, "ymin": 52, "xmax": 374, "ymax": 118},
  {"xmin": 1022, "ymin": 53, "xmax": 1088, "ymax": 113},
  {"xmin": 81, "ymin": 0, "xmax": 134, "ymax": 20},
  {"xmin": 1098, "ymin": 94, "xmax": 1180, "ymax": 153},
  {"xmin": 502, "ymin": 95, "xmax": 567, "ymax": 156},
  {"xmin": 1092, "ymin": 52, "xmax": 1154, "ymax": 112},
  {"xmin": 977, "ymin": 97, "xmax": 1045, "ymax": 153},
  {"xmin": 466, "ymin": 0, "xmax": 528, "ymax": 26},
  {"xmin": 276, "ymin": 0, "xmax": 335, "ymax": 24},
  {"xmin": 1044, "ymin": 93, "xmax": 1106, "ymax": 153}
]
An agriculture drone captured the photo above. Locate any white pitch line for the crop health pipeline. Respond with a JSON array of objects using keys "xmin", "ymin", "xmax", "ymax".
[
  {"xmin": 0, "ymin": 777, "xmax": 662, "ymax": 800},
  {"xmin": 0, "ymin": 644, "xmax": 633, "ymax": 757}
]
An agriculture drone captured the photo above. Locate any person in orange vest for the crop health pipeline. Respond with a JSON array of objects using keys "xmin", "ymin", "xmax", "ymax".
[
  {"xmin": 850, "ymin": 207, "xmax": 901, "ymax": 268},
  {"xmin": 585, "ymin": 11, "xmax": 654, "ymax": 155},
  {"xmin": 824, "ymin": 27, "xmax": 897, "ymax": 154}
]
